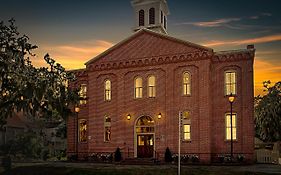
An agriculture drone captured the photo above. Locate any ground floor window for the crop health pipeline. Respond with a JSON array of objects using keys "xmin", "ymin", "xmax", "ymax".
[
  {"xmin": 182, "ymin": 111, "xmax": 191, "ymax": 141},
  {"xmin": 79, "ymin": 119, "xmax": 87, "ymax": 142},
  {"xmin": 104, "ymin": 116, "xmax": 111, "ymax": 142},
  {"xmin": 225, "ymin": 113, "xmax": 237, "ymax": 140}
]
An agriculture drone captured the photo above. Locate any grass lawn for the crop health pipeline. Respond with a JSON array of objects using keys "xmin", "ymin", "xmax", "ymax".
[{"xmin": 1, "ymin": 163, "xmax": 280, "ymax": 175}]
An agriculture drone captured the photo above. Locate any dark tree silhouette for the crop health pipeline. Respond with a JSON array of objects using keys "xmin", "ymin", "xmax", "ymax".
[
  {"xmin": 255, "ymin": 80, "xmax": 281, "ymax": 142},
  {"xmin": 0, "ymin": 19, "xmax": 79, "ymax": 127}
]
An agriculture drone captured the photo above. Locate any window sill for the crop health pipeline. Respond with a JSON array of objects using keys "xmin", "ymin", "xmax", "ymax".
[
  {"xmin": 182, "ymin": 95, "xmax": 191, "ymax": 97},
  {"xmin": 182, "ymin": 140, "xmax": 191, "ymax": 143},
  {"xmin": 224, "ymin": 140, "xmax": 238, "ymax": 142}
]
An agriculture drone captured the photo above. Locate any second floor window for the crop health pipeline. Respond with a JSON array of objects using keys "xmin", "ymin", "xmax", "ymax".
[
  {"xmin": 182, "ymin": 72, "xmax": 191, "ymax": 95},
  {"xmin": 135, "ymin": 77, "xmax": 143, "ymax": 98},
  {"xmin": 225, "ymin": 71, "xmax": 237, "ymax": 95},
  {"xmin": 148, "ymin": 75, "xmax": 156, "ymax": 97},
  {"xmin": 79, "ymin": 84, "xmax": 87, "ymax": 105},
  {"xmin": 104, "ymin": 80, "xmax": 111, "ymax": 101}
]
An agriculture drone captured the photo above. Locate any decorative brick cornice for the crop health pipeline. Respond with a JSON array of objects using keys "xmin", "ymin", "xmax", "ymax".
[
  {"xmin": 87, "ymin": 51, "xmax": 214, "ymax": 71},
  {"xmin": 212, "ymin": 49, "xmax": 255, "ymax": 63}
]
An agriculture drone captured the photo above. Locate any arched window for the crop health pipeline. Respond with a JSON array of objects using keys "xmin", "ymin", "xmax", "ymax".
[
  {"xmin": 182, "ymin": 72, "xmax": 191, "ymax": 95},
  {"xmin": 104, "ymin": 80, "xmax": 111, "ymax": 101},
  {"xmin": 148, "ymin": 75, "xmax": 156, "ymax": 97},
  {"xmin": 149, "ymin": 8, "xmax": 155, "ymax": 24},
  {"xmin": 224, "ymin": 71, "xmax": 237, "ymax": 95},
  {"xmin": 164, "ymin": 16, "xmax": 167, "ymax": 29},
  {"xmin": 139, "ymin": 10, "xmax": 145, "ymax": 26},
  {"xmin": 136, "ymin": 116, "xmax": 154, "ymax": 133},
  {"xmin": 79, "ymin": 84, "xmax": 87, "ymax": 105},
  {"xmin": 134, "ymin": 77, "xmax": 143, "ymax": 98}
]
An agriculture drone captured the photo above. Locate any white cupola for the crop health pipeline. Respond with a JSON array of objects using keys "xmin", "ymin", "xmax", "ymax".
[{"xmin": 131, "ymin": 0, "xmax": 170, "ymax": 34}]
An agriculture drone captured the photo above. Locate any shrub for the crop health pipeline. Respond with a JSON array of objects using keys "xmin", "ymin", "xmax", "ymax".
[
  {"xmin": 114, "ymin": 147, "xmax": 122, "ymax": 162},
  {"xmin": 164, "ymin": 147, "xmax": 172, "ymax": 162}
]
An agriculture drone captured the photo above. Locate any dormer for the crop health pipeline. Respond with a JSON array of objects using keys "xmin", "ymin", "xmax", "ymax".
[{"xmin": 131, "ymin": 0, "xmax": 170, "ymax": 34}]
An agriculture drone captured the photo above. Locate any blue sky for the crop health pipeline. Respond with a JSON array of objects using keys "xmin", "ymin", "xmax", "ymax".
[{"xmin": 1, "ymin": 0, "xmax": 281, "ymax": 95}]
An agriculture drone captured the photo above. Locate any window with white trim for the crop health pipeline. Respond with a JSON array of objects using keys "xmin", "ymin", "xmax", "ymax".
[
  {"xmin": 182, "ymin": 72, "xmax": 191, "ymax": 95},
  {"xmin": 148, "ymin": 75, "xmax": 156, "ymax": 98},
  {"xmin": 225, "ymin": 71, "xmax": 236, "ymax": 95},
  {"xmin": 104, "ymin": 116, "xmax": 111, "ymax": 142},
  {"xmin": 104, "ymin": 80, "xmax": 111, "ymax": 101},
  {"xmin": 79, "ymin": 119, "xmax": 87, "ymax": 142},
  {"xmin": 79, "ymin": 84, "xmax": 87, "ymax": 105},
  {"xmin": 182, "ymin": 111, "xmax": 191, "ymax": 141},
  {"xmin": 225, "ymin": 113, "xmax": 237, "ymax": 140},
  {"xmin": 134, "ymin": 77, "xmax": 143, "ymax": 98}
]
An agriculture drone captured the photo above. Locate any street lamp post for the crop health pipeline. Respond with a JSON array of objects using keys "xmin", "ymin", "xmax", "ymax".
[
  {"xmin": 228, "ymin": 93, "xmax": 235, "ymax": 162},
  {"xmin": 74, "ymin": 106, "xmax": 80, "ymax": 158}
]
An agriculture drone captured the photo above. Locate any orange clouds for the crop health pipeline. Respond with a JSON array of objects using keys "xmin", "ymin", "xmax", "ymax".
[
  {"xmin": 203, "ymin": 34, "xmax": 281, "ymax": 47},
  {"xmin": 254, "ymin": 57, "xmax": 281, "ymax": 96},
  {"xmin": 31, "ymin": 40, "xmax": 114, "ymax": 69}
]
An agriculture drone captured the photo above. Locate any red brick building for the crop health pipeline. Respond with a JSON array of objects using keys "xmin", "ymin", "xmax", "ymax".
[{"xmin": 67, "ymin": 0, "xmax": 255, "ymax": 163}]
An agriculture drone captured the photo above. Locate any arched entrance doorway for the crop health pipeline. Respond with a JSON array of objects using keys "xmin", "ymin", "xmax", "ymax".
[{"xmin": 135, "ymin": 116, "xmax": 155, "ymax": 158}]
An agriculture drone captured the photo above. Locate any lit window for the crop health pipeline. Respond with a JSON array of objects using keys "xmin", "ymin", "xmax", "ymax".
[
  {"xmin": 148, "ymin": 75, "xmax": 156, "ymax": 98},
  {"xmin": 149, "ymin": 8, "xmax": 155, "ymax": 24},
  {"xmin": 135, "ymin": 77, "xmax": 143, "ymax": 98},
  {"xmin": 182, "ymin": 72, "xmax": 191, "ymax": 95},
  {"xmin": 79, "ymin": 119, "xmax": 87, "ymax": 142},
  {"xmin": 225, "ymin": 71, "xmax": 236, "ymax": 95},
  {"xmin": 79, "ymin": 84, "xmax": 87, "ymax": 105},
  {"xmin": 225, "ymin": 113, "xmax": 237, "ymax": 140},
  {"xmin": 139, "ymin": 10, "xmax": 144, "ymax": 26},
  {"xmin": 182, "ymin": 111, "xmax": 191, "ymax": 141},
  {"xmin": 104, "ymin": 116, "xmax": 111, "ymax": 142},
  {"xmin": 104, "ymin": 80, "xmax": 111, "ymax": 101}
]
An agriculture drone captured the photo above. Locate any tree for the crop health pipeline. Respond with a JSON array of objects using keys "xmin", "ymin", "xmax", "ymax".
[
  {"xmin": 255, "ymin": 80, "xmax": 281, "ymax": 142},
  {"xmin": 0, "ymin": 19, "xmax": 79, "ymax": 127}
]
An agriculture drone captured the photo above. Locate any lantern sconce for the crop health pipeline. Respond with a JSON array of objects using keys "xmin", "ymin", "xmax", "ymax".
[
  {"xmin": 75, "ymin": 106, "xmax": 80, "ymax": 113},
  {"xmin": 127, "ymin": 114, "xmax": 131, "ymax": 120},
  {"xmin": 158, "ymin": 113, "xmax": 162, "ymax": 119}
]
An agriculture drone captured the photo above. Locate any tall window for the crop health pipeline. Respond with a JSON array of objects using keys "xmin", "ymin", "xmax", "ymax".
[
  {"xmin": 139, "ymin": 10, "xmax": 144, "ymax": 26},
  {"xmin": 79, "ymin": 84, "xmax": 87, "ymax": 105},
  {"xmin": 225, "ymin": 113, "xmax": 237, "ymax": 140},
  {"xmin": 104, "ymin": 80, "xmax": 111, "ymax": 101},
  {"xmin": 148, "ymin": 75, "xmax": 156, "ymax": 98},
  {"xmin": 104, "ymin": 116, "xmax": 111, "ymax": 142},
  {"xmin": 182, "ymin": 72, "xmax": 191, "ymax": 95},
  {"xmin": 182, "ymin": 111, "xmax": 191, "ymax": 141},
  {"xmin": 79, "ymin": 119, "xmax": 87, "ymax": 142},
  {"xmin": 149, "ymin": 8, "xmax": 155, "ymax": 24},
  {"xmin": 225, "ymin": 71, "xmax": 236, "ymax": 95},
  {"xmin": 161, "ymin": 11, "xmax": 163, "ymax": 24},
  {"xmin": 135, "ymin": 77, "xmax": 143, "ymax": 98},
  {"xmin": 164, "ymin": 16, "xmax": 167, "ymax": 29}
]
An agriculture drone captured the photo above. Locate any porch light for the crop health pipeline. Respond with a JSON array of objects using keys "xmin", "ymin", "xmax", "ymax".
[
  {"xmin": 158, "ymin": 113, "xmax": 162, "ymax": 119},
  {"xmin": 75, "ymin": 106, "xmax": 80, "ymax": 113},
  {"xmin": 127, "ymin": 114, "xmax": 131, "ymax": 120}
]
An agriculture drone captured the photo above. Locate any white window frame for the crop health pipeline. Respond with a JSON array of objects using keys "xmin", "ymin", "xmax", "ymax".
[
  {"xmin": 224, "ymin": 70, "xmax": 237, "ymax": 96},
  {"xmin": 148, "ymin": 75, "xmax": 156, "ymax": 98},
  {"xmin": 182, "ymin": 72, "xmax": 191, "ymax": 96},
  {"xmin": 104, "ymin": 79, "xmax": 111, "ymax": 101},
  {"xmin": 225, "ymin": 113, "xmax": 237, "ymax": 141},
  {"xmin": 134, "ymin": 77, "xmax": 143, "ymax": 99}
]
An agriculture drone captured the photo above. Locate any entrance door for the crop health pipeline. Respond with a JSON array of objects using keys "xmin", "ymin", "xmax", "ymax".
[{"xmin": 137, "ymin": 135, "xmax": 154, "ymax": 158}]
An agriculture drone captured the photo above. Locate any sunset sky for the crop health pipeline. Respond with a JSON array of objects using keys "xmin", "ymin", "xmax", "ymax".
[{"xmin": 1, "ymin": 0, "xmax": 280, "ymax": 96}]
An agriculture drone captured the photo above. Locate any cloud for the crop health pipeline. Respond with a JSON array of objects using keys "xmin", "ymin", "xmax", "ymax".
[
  {"xmin": 202, "ymin": 34, "xmax": 281, "ymax": 47},
  {"xmin": 261, "ymin": 13, "xmax": 272, "ymax": 17},
  {"xmin": 254, "ymin": 58, "xmax": 281, "ymax": 95},
  {"xmin": 175, "ymin": 18, "xmax": 241, "ymax": 27},
  {"xmin": 31, "ymin": 40, "xmax": 114, "ymax": 69}
]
